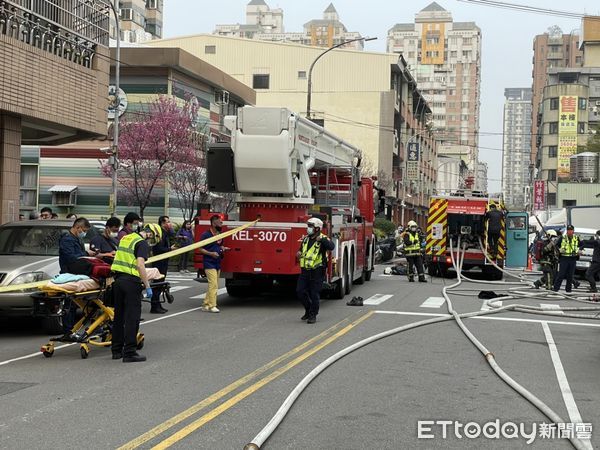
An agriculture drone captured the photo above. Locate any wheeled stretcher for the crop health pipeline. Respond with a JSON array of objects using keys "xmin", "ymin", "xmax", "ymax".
[{"xmin": 33, "ymin": 270, "xmax": 173, "ymax": 359}]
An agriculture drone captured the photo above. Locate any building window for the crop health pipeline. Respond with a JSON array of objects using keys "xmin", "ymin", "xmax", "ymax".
[
  {"xmin": 548, "ymin": 145, "xmax": 557, "ymax": 157},
  {"xmin": 204, "ymin": 45, "xmax": 216, "ymax": 54},
  {"xmin": 253, "ymin": 74, "xmax": 270, "ymax": 89},
  {"xmin": 547, "ymin": 192, "xmax": 557, "ymax": 206},
  {"xmin": 20, "ymin": 165, "xmax": 38, "ymax": 210},
  {"xmin": 548, "ymin": 169, "xmax": 557, "ymax": 181},
  {"xmin": 298, "ymin": 71, "xmax": 306, "ymax": 79},
  {"xmin": 578, "ymin": 122, "xmax": 586, "ymax": 133},
  {"xmin": 146, "ymin": 0, "xmax": 160, "ymax": 9},
  {"xmin": 576, "ymin": 56, "xmax": 582, "ymax": 64},
  {"xmin": 548, "ymin": 122, "xmax": 558, "ymax": 134},
  {"xmin": 120, "ymin": 8, "xmax": 133, "ymax": 20},
  {"xmin": 549, "ymin": 98, "xmax": 559, "ymax": 110},
  {"xmin": 579, "ymin": 98, "xmax": 587, "ymax": 110}
]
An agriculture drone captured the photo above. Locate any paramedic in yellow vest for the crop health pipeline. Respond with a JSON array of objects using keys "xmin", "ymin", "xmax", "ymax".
[
  {"xmin": 553, "ymin": 225, "xmax": 581, "ymax": 293},
  {"xmin": 296, "ymin": 218, "xmax": 334, "ymax": 324},
  {"xmin": 110, "ymin": 223, "xmax": 160, "ymax": 363},
  {"xmin": 403, "ymin": 220, "xmax": 427, "ymax": 283}
]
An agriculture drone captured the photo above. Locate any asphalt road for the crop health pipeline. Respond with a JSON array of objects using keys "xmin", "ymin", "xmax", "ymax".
[{"xmin": 1, "ymin": 265, "xmax": 599, "ymax": 450}]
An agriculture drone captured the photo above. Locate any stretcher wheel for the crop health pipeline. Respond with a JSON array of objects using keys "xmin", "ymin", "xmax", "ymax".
[
  {"xmin": 136, "ymin": 334, "xmax": 145, "ymax": 350},
  {"xmin": 41, "ymin": 345, "xmax": 54, "ymax": 358},
  {"xmin": 80, "ymin": 344, "xmax": 90, "ymax": 359}
]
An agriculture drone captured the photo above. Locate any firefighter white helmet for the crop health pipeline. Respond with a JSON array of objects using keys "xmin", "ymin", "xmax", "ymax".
[
  {"xmin": 546, "ymin": 230, "xmax": 557, "ymax": 237},
  {"xmin": 307, "ymin": 217, "xmax": 323, "ymax": 229},
  {"xmin": 407, "ymin": 220, "xmax": 417, "ymax": 228}
]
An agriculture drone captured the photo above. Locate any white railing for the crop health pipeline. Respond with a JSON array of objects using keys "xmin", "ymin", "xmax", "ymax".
[{"xmin": 0, "ymin": 0, "xmax": 110, "ymax": 67}]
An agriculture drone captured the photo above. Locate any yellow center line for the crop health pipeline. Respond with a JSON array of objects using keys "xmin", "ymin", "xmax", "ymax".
[
  {"xmin": 118, "ymin": 314, "xmax": 359, "ymax": 450},
  {"xmin": 152, "ymin": 311, "xmax": 374, "ymax": 450}
]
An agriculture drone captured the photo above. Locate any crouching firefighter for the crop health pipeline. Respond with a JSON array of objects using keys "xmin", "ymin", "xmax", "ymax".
[
  {"xmin": 404, "ymin": 220, "xmax": 427, "ymax": 283},
  {"xmin": 534, "ymin": 230, "xmax": 559, "ymax": 290},
  {"xmin": 296, "ymin": 218, "xmax": 334, "ymax": 324},
  {"xmin": 110, "ymin": 223, "xmax": 161, "ymax": 363}
]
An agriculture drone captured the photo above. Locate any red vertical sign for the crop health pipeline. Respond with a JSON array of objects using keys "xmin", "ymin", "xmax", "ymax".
[{"xmin": 533, "ymin": 180, "xmax": 545, "ymax": 210}]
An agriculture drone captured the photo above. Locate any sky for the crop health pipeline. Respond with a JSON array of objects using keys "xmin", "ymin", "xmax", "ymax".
[{"xmin": 162, "ymin": 0, "xmax": 600, "ymax": 192}]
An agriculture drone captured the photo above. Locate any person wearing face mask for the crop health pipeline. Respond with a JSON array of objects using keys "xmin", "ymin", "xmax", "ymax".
[
  {"xmin": 553, "ymin": 225, "xmax": 581, "ymax": 293},
  {"xmin": 90, "ymin": 217, "xmax": 121, "ymax": 264},
  {"xmin": 110, "ymin": 223, "xmax": 159, "ymax": 363},
  {"xmin": 403, "ymin": 220, "xmax": 427, "ymax": 283},
  {"xmin": 534, "ymin": 230, "xmax": 559, "ymax": 290},
  {"xmin": 176, "ymin": 220, "xmax": 194, "ymax": 273},
  {"xmin": 199, "ymin": 215, "xmax": 229, "ymax": 313},
  {"xmin": 296, "ymin": 217, "xmax": 335, "ymax": 324},
  {"xmin": 58, "ymin": 217, "xmax": 95, "ymax": 274},
  {"xmin": 580, "ymin": 230, "xmax": 600, "ymax": 293},
  {"xmin": 117, "ymin": 212, "xmax": 142, "ymax": 243},
  {"xmin": 57, "ymin": 217, "xmax": 94, "ymax": 339}
]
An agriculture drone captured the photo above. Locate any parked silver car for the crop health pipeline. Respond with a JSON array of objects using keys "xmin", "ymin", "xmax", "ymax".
[{"xmin": 0, "ymin": 220, "xmax": 100, "ymax": 333}]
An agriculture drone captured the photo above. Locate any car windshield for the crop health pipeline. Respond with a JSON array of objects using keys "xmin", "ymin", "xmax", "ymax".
[{"xmin": 0, "ymin": 225, "xmax": 100, "ymax": 256}]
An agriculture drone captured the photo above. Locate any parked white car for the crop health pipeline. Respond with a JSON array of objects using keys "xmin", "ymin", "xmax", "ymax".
[{"xmin": 0, "ymin": 220, "xmax": 100, "ymax": 333}]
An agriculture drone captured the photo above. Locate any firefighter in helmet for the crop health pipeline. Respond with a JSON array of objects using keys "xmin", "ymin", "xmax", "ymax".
[
  {"xmin": 403, "ymin": 220, "xmax": 427, "ymax": 283},
  {"xmin": 296, "ymin": 217, "xmax": 334, "ymax": 324},
  {"xmin": 534, "ymin": 230, "xmax": 559, "ymax": 290}
]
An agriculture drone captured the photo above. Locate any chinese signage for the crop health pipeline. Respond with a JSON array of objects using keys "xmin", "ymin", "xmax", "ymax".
[
  {"xmin": 558, "ymin": 96, "xmax": 578, "ymax": 179},
  {"xmin": 534, "ymin": 180, "xmax": 545, "ymax": 211},
  {"xmin": 446, "ymin": 200, "xmax": 487, "ymax": 215},
  {"xmin": 406, "ymin": 142, "xmax": 420, "ymax": 181}
]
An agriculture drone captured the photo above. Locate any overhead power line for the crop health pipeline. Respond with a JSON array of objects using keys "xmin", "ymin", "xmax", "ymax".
[{"xmin": 457, "ymin": 0, "xmax": 600, "ymax": 20}]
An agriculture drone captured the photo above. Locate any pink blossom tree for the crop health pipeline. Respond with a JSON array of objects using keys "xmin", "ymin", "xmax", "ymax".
[
  {"xmin": 169, "ymin": 136, "xmax": 209, "ymax": 221},
  {"xmin": 101, "ymin": 96, "xmax": 199, "ymax": 218}
]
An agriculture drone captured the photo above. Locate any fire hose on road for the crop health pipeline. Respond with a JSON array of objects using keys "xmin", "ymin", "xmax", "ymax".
[{"xmin": 245, "ymin": 236, "xmax": 598, "ymax": 450}]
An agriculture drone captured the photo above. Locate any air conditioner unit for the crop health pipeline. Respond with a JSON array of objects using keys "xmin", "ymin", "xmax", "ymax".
[{"xmin": 595, "ymin": 100, "xmax": 600, "ymax": 106}]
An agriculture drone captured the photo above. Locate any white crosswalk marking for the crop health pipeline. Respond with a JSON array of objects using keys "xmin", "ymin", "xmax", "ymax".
[
  {"xmin": 190, "ymin": 287, "xmax": 227, "ymax": 300},
  {"xmin": 363, "ymin": 294, "xmax": 393, "ymax": 305},
  {"xmin": 168, "ymin": 285, "xmax": 194, "ymax": 293},
  {"xmin": 420, "ymin": 297, "xmax": 446, "ymax": 308},
  {"xmin": 540, "ymin": 303, "xmax": 564, "ymax": 314}
]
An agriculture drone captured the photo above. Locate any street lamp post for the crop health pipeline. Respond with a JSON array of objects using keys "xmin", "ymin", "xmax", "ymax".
[
  {"xmin": 104, "ymin": 0, "xmax": 120, "ymax": 218},
  {"xmin": 306, "ymin": 36, "xmax": 377, "ymax": 120}
]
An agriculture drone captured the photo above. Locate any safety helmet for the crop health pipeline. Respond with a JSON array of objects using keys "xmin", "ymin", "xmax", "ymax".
[
  {"xmin": 307, "ymin": 217, "xmax": 323, "ymax": 228},
  {"xmin": 407, "ymin": 220, "xmax": 417, "ymax": 228},
  {"xmin": 143, "ymin": 223, "xmax": 163, "ymax": 246},
  {"xmin": 546, "ymin": 230, "xmax": 557, "ymax": 237}
]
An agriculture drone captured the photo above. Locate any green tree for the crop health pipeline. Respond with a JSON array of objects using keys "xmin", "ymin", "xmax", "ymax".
[{"xmin": 582, "ymin": 123, "xmax": 600, "ymax": 153}]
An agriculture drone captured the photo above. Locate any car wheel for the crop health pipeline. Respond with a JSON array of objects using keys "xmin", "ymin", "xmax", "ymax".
[{"xmin": 41, "ymin": 316, "xmax": 64, "ymax": 335}]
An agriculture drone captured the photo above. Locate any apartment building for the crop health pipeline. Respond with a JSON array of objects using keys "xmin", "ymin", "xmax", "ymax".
[
  {"xmin": 387, "ymin": 2, "xmax": 482, "ymax": 187},
  {"xmin": 0, "ymin": 0, "xmax": 110, "ymax": 223},
  {"xmin": 531, "ymin": 27, "xmax": 582, "ymax": 165},
  {"xmin": 214, "ymin": 1, "xmax": 364, "ymax": 50},
  {"xmin": 502, "ymin": 88, "xmax": 533, "ymax": 209},
  {"xmin": 110, "ymin": 0, "xmax": 163, "ymax": 43},
  {"xmin": 535, "ymin": 17, "xmax": 600, "ymax": 209}
]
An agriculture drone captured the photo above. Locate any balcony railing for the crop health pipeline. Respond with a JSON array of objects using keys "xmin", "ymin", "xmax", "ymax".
[{"xmin": 0, "ymin": 0, "xmax": 109, "ymax": 68}]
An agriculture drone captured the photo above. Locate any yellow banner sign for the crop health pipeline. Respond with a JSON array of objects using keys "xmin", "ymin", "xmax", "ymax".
[{"xmin": 558, "ymin": 95, "xmax": 578, "ymax": 178}]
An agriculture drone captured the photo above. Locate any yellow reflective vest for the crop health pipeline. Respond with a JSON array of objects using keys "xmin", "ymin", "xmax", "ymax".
[
  {"xmin": 404, "ymin": 232, "xmax": 421, "ymax": 256},
  {"xmin": 299, "ymin": 234, "xmax": 327, "ymax": 270},
  {"xmin": 111, "ymin": 233, "xmax": 144, "ymax": 277},
  {"xmin": 559, "ymin": 235, "xmax": 579, "ymax": 257}
]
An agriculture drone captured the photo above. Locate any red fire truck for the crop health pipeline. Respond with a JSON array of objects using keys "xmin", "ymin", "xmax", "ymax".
[
  {"xmin": 195, "ymin": 107, "xmax": 375, "ymax": 299},
  {"xmin": 425, "ymin": 192, "xmax": 506, "ymax": 280}
]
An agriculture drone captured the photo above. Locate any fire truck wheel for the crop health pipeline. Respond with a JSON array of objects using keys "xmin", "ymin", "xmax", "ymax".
[
  {"xmin": 344, "ymin": 253, "xmax": 352, "ymax": 295},
  {"xmin": 332, "ymin": 256, "xmax": 347, "ymax": 300},
  {"xmin": 427, "ymin": 264, "xmax": 439, "ymax": 277}
]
